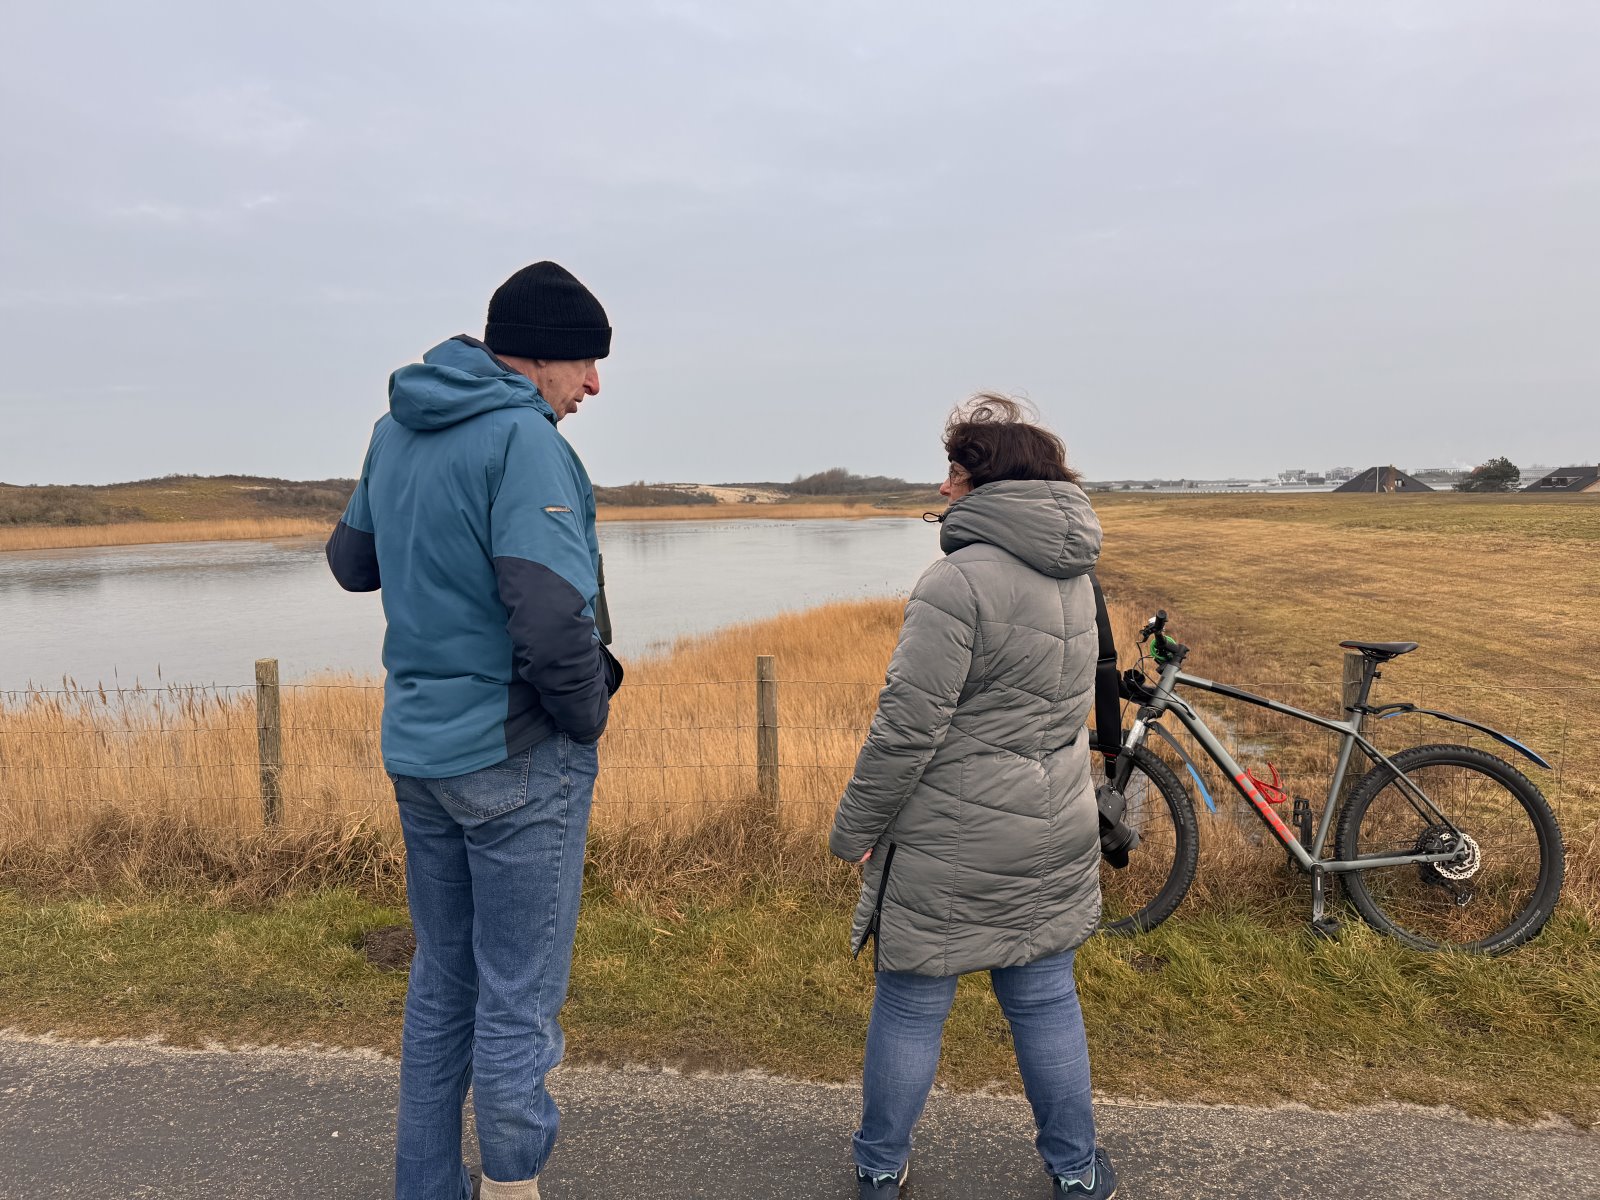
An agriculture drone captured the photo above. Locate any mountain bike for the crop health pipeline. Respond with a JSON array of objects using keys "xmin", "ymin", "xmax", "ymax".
[{"xmin": 1095, "ymin": 611, "xmax": 1565, "ymax": 954}]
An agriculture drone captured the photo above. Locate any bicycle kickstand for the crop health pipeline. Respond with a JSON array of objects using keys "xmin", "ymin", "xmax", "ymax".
[{"xmin": 1308, "ymin": 865, "xmax": 1341, "ymax": 940}]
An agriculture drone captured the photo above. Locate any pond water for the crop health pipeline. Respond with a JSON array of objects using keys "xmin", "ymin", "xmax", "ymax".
[{"xmin": 0, "ymin": 519, "xmax": 942, "ymax": 690}]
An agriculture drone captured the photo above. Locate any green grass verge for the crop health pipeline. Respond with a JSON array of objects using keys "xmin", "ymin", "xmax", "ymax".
[{"xmin": 2, "ymin": 886, "xmax": 1595, "ymax": 1125}]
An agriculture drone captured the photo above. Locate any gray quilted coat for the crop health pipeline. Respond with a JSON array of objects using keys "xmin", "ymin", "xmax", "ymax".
[{"xmin": 829, "ymin": 480, "xmax": 1104, "ymax": 976}]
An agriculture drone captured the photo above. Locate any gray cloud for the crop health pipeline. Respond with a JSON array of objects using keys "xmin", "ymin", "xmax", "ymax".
[{"xmin": 2, "ymin": 0, "xmax": 1597, "ymax": 485}]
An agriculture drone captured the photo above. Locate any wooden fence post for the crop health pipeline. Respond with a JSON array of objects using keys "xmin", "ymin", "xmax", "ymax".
[
  {"xmin": 1339, "ymin": 651, "xmax": 1369, "ymax": 810},
  {"xmin": 1341, "ymin": 652, "xmax": 1367, "ymax": 732},
  {"xmin": 756, "ymin": 654, "xmax": 780, "ymax": 815},
  {"xmin": 255, "ymin": 658, "xmax": 283, "ymax": 827}
]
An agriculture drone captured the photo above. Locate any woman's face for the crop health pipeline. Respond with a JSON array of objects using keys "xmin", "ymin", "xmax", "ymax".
[{"xmin": 939, "ymin": 460, "xmax": 972, "ymax": 502}]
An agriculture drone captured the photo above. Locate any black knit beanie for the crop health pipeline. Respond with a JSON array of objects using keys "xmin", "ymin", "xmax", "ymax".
[{"xmin": 484, "ymin": 261, "xmax": 611, "ymax": 360}]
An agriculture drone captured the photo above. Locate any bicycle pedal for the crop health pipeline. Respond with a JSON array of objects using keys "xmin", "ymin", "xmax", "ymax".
[{"xmin": 1308, "ymin": 918, "xmax": 1342, "ymax": 940}]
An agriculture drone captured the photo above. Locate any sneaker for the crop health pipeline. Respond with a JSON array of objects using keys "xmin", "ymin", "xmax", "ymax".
[
  {"xmin": 857, "ymin": 1161, "xmax": 910, "ymax": 1197},
  {"xmin": 1053, "ymin": 1147, "xmax": 1116, "ymax": 1198}
]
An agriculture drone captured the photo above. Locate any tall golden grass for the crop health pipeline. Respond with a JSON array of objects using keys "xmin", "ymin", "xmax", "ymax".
[
  {"xmin": 0, "ymin": 518, "xmax": 331, "ymax": 553},
  {"xmin": 0, "ymin": 600, "xmax": 900, "ymax": 847},
  {"xmin": 2, "ymin": 589, "xmax": 1593, "ymax": 912}
]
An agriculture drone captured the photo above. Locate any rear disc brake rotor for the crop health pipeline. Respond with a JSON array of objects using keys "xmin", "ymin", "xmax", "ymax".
[{"xmin": 1416, "ymin": 824, "xmax": 1481, "ymax": 884}]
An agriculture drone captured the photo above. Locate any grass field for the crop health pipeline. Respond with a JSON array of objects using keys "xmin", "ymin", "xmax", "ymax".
[
  {"xmin": 1091, "ymin": 492, "xmax": 1599, "ymax": 832},
  {"xmin": 2, "ymin": 885, "xmax": 1594, "ymax": 1123},
  {"xmin": 2, "ymin": 491, "xmax": 1596, "ymax": 1119}
]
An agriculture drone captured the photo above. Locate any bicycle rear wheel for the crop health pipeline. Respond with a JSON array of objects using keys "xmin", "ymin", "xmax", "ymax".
[
  {"xmin": 1099, "ymin": 744, "xmax": 1199, "ymax": 935},
  {"xmin": 1335, "ymin": 744, "xmax": 1564, "ymax": 954}
]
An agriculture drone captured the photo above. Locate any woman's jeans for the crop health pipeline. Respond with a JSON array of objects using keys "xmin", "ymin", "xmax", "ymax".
[
  {"xmin": 389, "ymin": 733, "xmax": 599, "ymax": 1200},
  {"xmin": 854, "ymin": 948, "xmax": 1096, "ymax": 1181}
]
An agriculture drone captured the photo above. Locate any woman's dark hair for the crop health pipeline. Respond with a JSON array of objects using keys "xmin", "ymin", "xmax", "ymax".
[{"xmin": 943, "ymin": 394, "xmax": 1081, "ymax": 488}]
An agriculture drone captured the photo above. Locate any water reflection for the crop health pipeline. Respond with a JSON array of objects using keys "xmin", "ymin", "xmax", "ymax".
[{"xmin": 0, "ymin": 519, "xmax": 940, "ymax": 689}]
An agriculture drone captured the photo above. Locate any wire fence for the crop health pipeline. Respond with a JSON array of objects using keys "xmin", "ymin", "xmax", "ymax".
[
  {"xmin": 1, "ymin": 656, "xmax": 1595, "ymax": 845},
  {"xmin": 0, "ymin": 660, "xmax": 876, "ymax": 839}
]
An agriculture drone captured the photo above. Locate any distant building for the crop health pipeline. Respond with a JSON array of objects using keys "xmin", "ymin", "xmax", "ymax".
[
  {"xmin": 1522, "ymin": 465, "xmax": 1600, "ymax": 493},
  {"xmin": 1327, "ymin": 466, "xmax": 1356, "ymax": 482},
  {"xmin": 1333, "ymin": 466, "xmax": 1434, "ymax": 494}
]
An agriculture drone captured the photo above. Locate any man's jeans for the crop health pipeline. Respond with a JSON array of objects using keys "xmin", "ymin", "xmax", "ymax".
[
  {"xmin": 390, "ymin": 733, "xmax": 599, "ymax": 1200},
  {"xmin": 853, "ymin": 949, "xmax": 1097, "ymax": 1181}
]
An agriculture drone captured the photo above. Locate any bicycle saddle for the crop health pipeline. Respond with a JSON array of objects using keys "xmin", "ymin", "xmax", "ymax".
[{"xmin": 1339, "ymin": 639, "xmax": 1419, "ymax": 661}]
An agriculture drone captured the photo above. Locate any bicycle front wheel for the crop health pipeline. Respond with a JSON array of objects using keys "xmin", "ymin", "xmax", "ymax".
[
  {"xmin": 1335, "ymin": 744, "xmax": 1564, "ymax": 954},
  {"xmin": 1099, "ymin": 744, "xmax": 1199, "ymax": 936}
]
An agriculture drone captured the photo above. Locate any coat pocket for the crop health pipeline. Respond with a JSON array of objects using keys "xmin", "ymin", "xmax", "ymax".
[
  {"xmin": 853, "ymin": 842, "xmax": 898, "ymax": 971},
  {"xmin": 600, "ymin": 641, "xmax": 625, "ymax": 696}
]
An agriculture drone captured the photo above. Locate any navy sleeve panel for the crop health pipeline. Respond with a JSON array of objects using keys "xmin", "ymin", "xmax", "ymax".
[
  {"xmin": 326, "ymin": 519, "xmax": 381, "ymax": 592},
  {"xmin": 493, "ymin": 555, "xmax": 611, "ymax": 743}
]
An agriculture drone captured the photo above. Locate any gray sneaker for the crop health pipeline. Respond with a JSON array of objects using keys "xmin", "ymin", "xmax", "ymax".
[
  {"xmin": 857, "ymin": 1161, "xmax": 910, "ymax": 1198},
  {"xmin": 1053, "ymin": 1147, "xmax": 1116, "ymax": 1198}
]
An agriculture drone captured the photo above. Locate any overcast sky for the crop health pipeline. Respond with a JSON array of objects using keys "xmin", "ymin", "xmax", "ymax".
[{"xmin": 3, "ymin": 1, "xmax": 1597, "ymax": 486}]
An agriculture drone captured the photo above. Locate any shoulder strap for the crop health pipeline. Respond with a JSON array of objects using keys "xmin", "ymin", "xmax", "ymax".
[{"xmin": 1089, "ymin": 573, "xmax": 1121, "ymax": 776}]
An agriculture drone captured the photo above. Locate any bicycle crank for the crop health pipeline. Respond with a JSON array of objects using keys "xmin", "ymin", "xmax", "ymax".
[{"xmin": 1307, "ymin": 864, "xmax": 1341, "ymax": 939}]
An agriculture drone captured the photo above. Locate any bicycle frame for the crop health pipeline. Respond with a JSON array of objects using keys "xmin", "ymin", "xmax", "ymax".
[{"xmin": 1120, "ymin": 656, "xmax": 1465, "ymax": 875}]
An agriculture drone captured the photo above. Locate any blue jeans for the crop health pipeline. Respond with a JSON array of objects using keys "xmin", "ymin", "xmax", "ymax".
[
  {"xmin": 390, "ymin": 734, "xmax": 599, "ymax": 1200},
  {"xmin": 854, "ymin": 949, "xmax": 1097, "ymax": 1181}
]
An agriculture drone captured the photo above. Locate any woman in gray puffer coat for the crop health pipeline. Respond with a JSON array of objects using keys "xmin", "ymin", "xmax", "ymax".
[{"xmin": 831, "ymin": 397, "xmax": 1116, "ymax": 1200}]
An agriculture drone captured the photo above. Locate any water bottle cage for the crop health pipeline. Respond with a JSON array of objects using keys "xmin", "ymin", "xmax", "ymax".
[{"xmin": 1244, "ymin": 762, "xmax": 1292, "ymax": 806}]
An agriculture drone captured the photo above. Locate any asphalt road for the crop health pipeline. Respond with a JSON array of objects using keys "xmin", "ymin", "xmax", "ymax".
[{"xmin": 2, "ymin": 1033, "xmax": 1596, "ymax": 1199}]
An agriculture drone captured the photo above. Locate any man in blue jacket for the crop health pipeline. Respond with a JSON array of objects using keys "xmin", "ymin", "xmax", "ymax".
[{"xmin": 328, "ymin": 261, "xmax": 622, "ymax": 1200}]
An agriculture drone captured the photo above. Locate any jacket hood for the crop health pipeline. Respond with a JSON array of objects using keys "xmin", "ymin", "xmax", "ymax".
[
  {"xmin": 939, "ymin": 479, "xmax": 1102, "ymax": 579},
  {"xmin": 388, "ymin": 336, "xmax": 555, "ymax": 431}
]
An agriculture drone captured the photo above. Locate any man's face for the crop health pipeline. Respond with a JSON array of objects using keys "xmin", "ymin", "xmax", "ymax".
[{"xmin": 530, "ymin": 359, "xmax": 600, "ymax": 420}]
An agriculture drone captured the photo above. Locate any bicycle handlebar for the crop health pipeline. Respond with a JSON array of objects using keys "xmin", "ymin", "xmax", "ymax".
[{"xmin": 1139, "ymin": 610, "xmax": 1168, "ymax": 643}]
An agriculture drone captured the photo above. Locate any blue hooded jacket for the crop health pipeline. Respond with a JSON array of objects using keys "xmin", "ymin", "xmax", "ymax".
[{"xmin": 326, "ymin": 335, "xmax": 619, "ymax": 778}]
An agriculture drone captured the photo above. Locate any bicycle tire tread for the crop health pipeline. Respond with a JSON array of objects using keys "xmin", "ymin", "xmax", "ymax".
[{"xmin": 1334, "ymin": 743, "xmax": 1564, "ymax": 954}]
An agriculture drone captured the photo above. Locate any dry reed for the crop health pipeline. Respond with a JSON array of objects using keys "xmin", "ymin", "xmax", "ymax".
[
  {"xmin": 0, "ymin": 599, "xmax": 894, "ymax": 840},
  {"xmin": 3, "ymin": 589, "xmax": 1593, "ymax": 914},
  {"xmin": 0, "ymin": 505, "xmax": 928, "ymax": 556},
  {"xmin": 0, "ymin": 518, "xmax": 331, "ymax": 553}
]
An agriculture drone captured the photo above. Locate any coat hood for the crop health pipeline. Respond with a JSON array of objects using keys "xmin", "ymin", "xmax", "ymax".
[
  {"xmin": 939, "ymin": 479, "xmax": 1102, "ymax": 579},
  {"xmin": 387, "ymin": 336, "xmax": 555, "ymax": 431}
]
